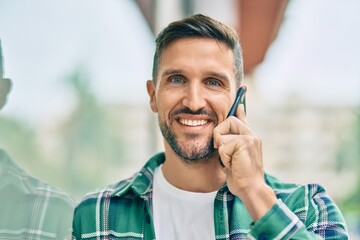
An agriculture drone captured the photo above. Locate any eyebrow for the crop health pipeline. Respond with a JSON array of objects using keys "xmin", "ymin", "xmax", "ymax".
[
  {"xmin": 205, "ymin": 71, "xmax": 230, "ymax": 82},
  {"xmin": 161, "ymin": 69, "xmax": 184, "ymax": 78}
]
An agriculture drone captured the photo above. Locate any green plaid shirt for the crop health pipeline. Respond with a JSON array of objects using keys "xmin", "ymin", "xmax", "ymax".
[
  {"xmin": 73, "ymin": 152, "xmax": 348, "ymax": 239},
  {"xmin": 0, "ymin": 149, "xmax": 75, "ymax": 240}
]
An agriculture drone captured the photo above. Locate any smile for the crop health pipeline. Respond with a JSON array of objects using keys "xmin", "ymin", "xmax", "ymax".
[{"xmin": 179, "ymin": 118, "xmax": 208, "ymax": 126}]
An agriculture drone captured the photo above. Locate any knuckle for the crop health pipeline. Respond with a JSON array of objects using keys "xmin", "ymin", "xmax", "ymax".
[{"xmin": 247, "ymin": 135, "xmax": 261, "ymax": 146}]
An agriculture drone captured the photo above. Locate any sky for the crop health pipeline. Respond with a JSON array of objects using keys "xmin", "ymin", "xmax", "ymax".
[
  {"xmin": 0, "ymin": 0, "xmax": 359, "ymax": 125},
  {"xmin": 254, "ymin": 0, "xmax": 360, "ymax": 106},
  {"xmin": 0, "ymin": 0, "xmax": 154, "ymax": 123}
]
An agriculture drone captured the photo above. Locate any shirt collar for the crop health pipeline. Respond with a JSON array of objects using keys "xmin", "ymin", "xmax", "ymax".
[{"xmin": 112, "ymin": 152, "xmax": 165, "ymax": 197}]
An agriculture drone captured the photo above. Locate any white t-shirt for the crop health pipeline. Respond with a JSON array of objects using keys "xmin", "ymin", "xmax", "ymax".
[{"xmin": 152, "ymin": 165, "xmax": 217, "ymax": 240}]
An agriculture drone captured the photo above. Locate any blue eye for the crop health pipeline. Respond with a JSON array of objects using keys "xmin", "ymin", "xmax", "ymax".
[
  {"xmin": 169, "ymin": 76, "xmax": 185, "ymax": 83},
  {"xmin": 207, "ymin": 79, "xmax": 221, "ymax": 86}
]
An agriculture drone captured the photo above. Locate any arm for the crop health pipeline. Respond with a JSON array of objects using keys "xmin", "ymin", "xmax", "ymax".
[
  {"xmin": 249, "ymin": 193, "xmax": 348, "ymax": 239},
  {"xmin": 213, "ymin": 109, "xmax": 277, "ymax": 222},
  {"xmin": 213, "ymin": 108, "xmax": 348, "ymax": 239}
]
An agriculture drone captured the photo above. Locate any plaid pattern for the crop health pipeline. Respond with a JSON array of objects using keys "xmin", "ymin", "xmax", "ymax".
[
  {"xmin": 0, "ymin": 149, "xmax": 75, "ymax": 240},
  {"xmin": 73, "ymin": 152, "xmax": 348, "ymax": 239}
]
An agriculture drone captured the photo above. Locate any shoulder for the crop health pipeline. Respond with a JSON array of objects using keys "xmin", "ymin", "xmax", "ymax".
[
  {"xmin": 0, "ymin": 148, "xmax": 74, "ymax": 207},
  {"xmin": 75, "ymin": 152, "xmax": 165, "ymax": 207},
  {"xmin": 73, "ymin": 172, "xmax": 141, "ymax": 220},
  {"xmin": 72, "ymin": 153, "xmax": 165, "ymax": 236},
  {"xmin": 265, "ymin": 173, "xmax": 345, "ymax": 225},
  {"xmin": 0, "ymin": 148, "xmax": 10, "ymax": 159},
  {"xmin": 72, "ymin": 174, "xmax": 145, "ymax": 239},
  {"xmin": 0, "ymin": 149, "xmax": 75, "ymax": 239},
  {"xmin": 265, "ymin": 172, "xmax": 327, "ymax": 198}
]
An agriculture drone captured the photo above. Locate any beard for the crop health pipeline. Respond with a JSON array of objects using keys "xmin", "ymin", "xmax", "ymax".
[{"xmin": 158, "ymin": 108, "xmax": 217, "ymax": 163}]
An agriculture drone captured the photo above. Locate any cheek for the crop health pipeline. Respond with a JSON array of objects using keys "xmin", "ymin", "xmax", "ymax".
[
  {"xmin": 210, "ymin": 95, "xmax": 232, "ymax": 122},
  {"xmin": 156, "ymin": 92, "xmax": 180, "ymax": 120}
]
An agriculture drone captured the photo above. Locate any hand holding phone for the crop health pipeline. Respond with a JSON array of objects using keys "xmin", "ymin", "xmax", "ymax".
[{"xmin": 218, "ymin": 86, "xmax": 247, "ymax": 168}]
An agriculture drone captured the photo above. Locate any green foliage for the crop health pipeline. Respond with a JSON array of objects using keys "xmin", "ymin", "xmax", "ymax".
[
  {"xmin": 336, "ymin": 108, "xmax": 360, "ymax": 170},
  {"xmin": 0, "ymin": 116, "xmax": 43, "ymax": 174},
  {"xmin": 0, "ymin": 115, "xmax": 68, "ymax": 192},
  {"xmin": 336, "ymin": 106, "xmax": 360, "ymax": 215},
  {"xmin": 0, "ymin": 67, "xmax": 128, "ymax": 200},
  {"xmin": 57, "ymin": 69, "xmax": 126, "ymax": 198}
]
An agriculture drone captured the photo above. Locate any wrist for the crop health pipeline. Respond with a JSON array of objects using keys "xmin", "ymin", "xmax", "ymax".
[{"xmin": 236, "ymin": 182, "xmax": 277, "ymax": 222}]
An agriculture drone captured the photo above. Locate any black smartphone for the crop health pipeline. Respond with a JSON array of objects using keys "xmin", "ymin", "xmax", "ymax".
[{"xmin": 226, "ymin": 86, "xmax": 246, "ymax": 118}]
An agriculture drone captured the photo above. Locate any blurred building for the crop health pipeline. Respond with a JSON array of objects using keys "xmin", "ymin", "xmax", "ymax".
[
  {"xmin": 105, "ymin": 103, "xmax": 156, "ymax": 183},
  {"xmin": 245, "ymin": 84, "xmax": 357, "ymax": 199}
]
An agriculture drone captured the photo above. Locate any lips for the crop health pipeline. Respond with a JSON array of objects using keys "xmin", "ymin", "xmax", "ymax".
[
  {"xmin": 179, "ymin": 118, "xmax": 208, "ymax": 126},
  {"xmin": 171, "ymin": 108, "xmax": 217, "ymax": 128}
]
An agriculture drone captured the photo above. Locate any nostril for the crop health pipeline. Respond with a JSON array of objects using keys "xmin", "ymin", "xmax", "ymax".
[{"xmin": 182, "ymin": 92, "xmax": 206, "ymax": 112}]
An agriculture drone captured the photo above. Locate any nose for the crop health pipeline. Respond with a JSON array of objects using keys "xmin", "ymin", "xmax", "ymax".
[{"xmin": 182, "ymin": 83, "xmax": 207, "ymax": 112}]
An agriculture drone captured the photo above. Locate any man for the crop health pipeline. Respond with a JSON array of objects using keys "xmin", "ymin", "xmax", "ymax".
[
  {"xmin": 72, "ymin": 14, "xmax": 348, "ymax": 239},
  {"xmin": 0, "ymin": 40, "xmax": 74, "ymax": 240}
]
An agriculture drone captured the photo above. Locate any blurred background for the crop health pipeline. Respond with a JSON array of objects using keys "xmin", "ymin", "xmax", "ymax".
[{"xmin": 0, "ymin": 0, "xmax": 359, "ymax": 237}]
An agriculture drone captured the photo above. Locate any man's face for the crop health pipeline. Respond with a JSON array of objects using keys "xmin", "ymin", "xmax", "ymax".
[
  {"xmin": 0, "ymin": 78, "xmax": 12, "ymax": 110},
  {"xmin": 147, "ymin": 38, "xmax": 238, "ymax": 162}
]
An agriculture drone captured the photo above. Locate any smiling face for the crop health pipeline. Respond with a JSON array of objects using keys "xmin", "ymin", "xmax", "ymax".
[{"xmin": 147, "ymin": 38, "xmax": 238, "ymax": 162}]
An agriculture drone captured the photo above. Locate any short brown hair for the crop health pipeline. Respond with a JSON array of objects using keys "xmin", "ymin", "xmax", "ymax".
[{"xmin": 152, "ymin": 14, "xmax": 243, "ymax": 85}]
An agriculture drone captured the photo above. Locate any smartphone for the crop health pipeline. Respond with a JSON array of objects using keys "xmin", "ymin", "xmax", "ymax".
[{"xmin": 226, "ymin": 86, "xmax": 246, "ymax": 118}]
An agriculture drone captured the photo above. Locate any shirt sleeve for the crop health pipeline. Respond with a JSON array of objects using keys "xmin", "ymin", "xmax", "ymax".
[
  {"xmin": 248, "ymin": 186, "xmax": 349, "ymax": 240},
  {"xmin": 248, "ymin": 199, "xmax": 308, "ymax": 239}
]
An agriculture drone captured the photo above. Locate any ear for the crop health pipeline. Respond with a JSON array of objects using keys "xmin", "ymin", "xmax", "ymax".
[
  {"xmin": 0, "ymin": 78, "xmax": 12, "ymax": 110},
  {"xmin": 146, "ymin": 80, "xmax": 158, "ymax": 113}
]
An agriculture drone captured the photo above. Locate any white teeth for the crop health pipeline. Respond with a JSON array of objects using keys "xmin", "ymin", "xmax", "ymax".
[{"xmin": 179, "ymin": 119, "xmax": 208, "ymax": 126}]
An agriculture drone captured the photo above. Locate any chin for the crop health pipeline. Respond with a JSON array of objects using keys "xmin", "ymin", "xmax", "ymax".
[{"xmin": 176, "ymin": 144, "xmax": 217, "ymax": 164}]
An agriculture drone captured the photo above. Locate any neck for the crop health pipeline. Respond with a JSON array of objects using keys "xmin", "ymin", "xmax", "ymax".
[{"xmin": 162, "ymin": 144, "xmax": 226, "ymax": 193}]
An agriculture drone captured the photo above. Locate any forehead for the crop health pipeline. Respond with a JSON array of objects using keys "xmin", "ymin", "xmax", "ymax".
[
  {"xmin": 162, "ymin": 37, "xmax": 233, "ymax": 58},
  {"xmin": 159, "ymin": 38, "xmax": 235, "ymax": 75}
]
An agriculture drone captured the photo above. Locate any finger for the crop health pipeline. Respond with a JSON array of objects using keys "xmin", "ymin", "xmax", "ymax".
[
  {"xmin": 217, "ymin": 135, "xmax": 246, "ymax": 168},
  {"xmin": 217, "ymin": 134, "xmax": 262, "ymax": 168},
  {"xmin": 213, "ymin": 117, "xmax": 253, "ymax": 148}
]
